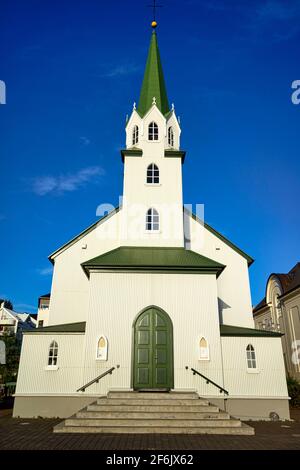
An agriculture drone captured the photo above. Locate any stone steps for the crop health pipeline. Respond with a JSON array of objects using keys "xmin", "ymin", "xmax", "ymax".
[
  {"xmin": 107, "ymin": 391, "xmax": 199, "ymax": 400},
  {"xmin": 96, "ymin": 398, "xmax": 210, "ymax": 406},
  {"xmin": 53, "ymin": 391, "xmax": 255, "ymax": 435},
  {"xmin": 65, "ymin": 417, "xmax": 241, "ymax": 427},
  {"xmin": 77, "ymin": 411, "xmax": 230, "ymax": 419},
  {"xmin": 87, "ymin": 404, "xmax": 220, "ymax": 413},
  {"xmin": 54, "ymin": 422, "xmax": 254, "ymax": 435}
]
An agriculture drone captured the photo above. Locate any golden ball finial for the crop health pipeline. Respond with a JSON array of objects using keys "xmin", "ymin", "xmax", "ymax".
[{"xmin": 151, "ymin": 21, "xmax": 157, "ymax": 29}]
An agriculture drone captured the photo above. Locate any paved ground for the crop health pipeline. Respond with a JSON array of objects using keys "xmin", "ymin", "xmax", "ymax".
[{"xmin": 0, "ymin": 409, "xmax": 300, "ymax": 450}]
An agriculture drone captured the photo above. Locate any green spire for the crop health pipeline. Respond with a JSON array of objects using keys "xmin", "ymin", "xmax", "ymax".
[{"xmin": 137, "ymin": 31, "xmax": 170, "ymax": 117}]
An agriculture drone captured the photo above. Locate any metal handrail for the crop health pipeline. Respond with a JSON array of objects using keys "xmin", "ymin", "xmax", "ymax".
[
  {"xmin": 77, "ymin": 365, "xmax": 120, "ymax": 392},
  {"xmin": 185, "ymin": 366, "xmax": 229, "ymax": 395}
]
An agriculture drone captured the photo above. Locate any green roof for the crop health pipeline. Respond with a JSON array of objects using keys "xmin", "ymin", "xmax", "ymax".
[
  {"xmin": 24, "ymin": 322, "xmax": 86, "ymax": 334},
  {"xmin": 82, "ymin": 246, "xmax": 225, "ymax": 277},
  {"xmin": 137, "ymin": 31, "xmax": 170, "ymax": 117},
  {"xmin": 220, "ymin": 324, "xmax": 282, "ymax": 337}
]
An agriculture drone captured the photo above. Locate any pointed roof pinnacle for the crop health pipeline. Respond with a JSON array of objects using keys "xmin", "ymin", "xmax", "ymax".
[{"xmin": 137, "ymin": 30, "xmax": 170, "ymax": 117}]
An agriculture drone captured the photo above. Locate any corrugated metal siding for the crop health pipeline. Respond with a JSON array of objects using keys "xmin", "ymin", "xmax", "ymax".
[
  {"xmin": 187, "ymin": 215, "xmax": 254, "ymax": 329},
  {"xmin": 16, "ymin": 334, "xmax": 85, "ymax": 394},
  {"xmin": 221, "ymin": 337, "xmax": 288, "ymax": 397},
  {"xmin": 82, "ymin": 271, "xmax": 225, "ymax": 397}
]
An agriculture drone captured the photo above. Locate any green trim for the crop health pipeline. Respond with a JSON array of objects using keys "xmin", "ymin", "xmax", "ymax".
[
  {"xmin": 137, "ymin": 31, "xmax": 170, "ymax": 117},
  {"xmin": 87, "ymin": 267, "xmax": 223, "ymax": 275},
  {"xmin": 186, "ymin": 208, "xmax": 254, "ymax": 266},
  {"xmin": 220, "ymin": 324, "xmax": 282, "ymax": 337},
  {"xmin": 49, "ymin": 207, "xmax": 120, "ymax": 262},
  {"xmin": 121, "ymin": 148, "xmax": 143, "ymax": 163},
  {"xmin": 24, "ymin": 322, "xmax": 86, "ymax": 334},
  {"xmin": 164, "ymin": 150, "xmax": 186, "ymax": 163},
  {"xmin": 82, "ymin": 246, "xmax": 225, "ymax": 278}
]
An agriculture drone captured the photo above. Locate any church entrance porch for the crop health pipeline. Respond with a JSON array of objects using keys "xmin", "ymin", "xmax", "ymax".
[{"xmin": 132, "ymin": 307, "xmax": 174, "ymax": 390}]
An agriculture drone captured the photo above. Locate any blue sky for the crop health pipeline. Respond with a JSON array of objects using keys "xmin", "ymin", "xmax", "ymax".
[{"xmin": 0, "ymin": 0, "xmax": 299, "ymax": 313}]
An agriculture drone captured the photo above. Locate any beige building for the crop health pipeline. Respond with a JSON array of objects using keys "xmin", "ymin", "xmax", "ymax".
[
  {"xmin": 253, "ymin": 263, "xmax": 300, "ymax": 380},
  {"xmin": 36, "ymin": 293, "xmax": 51, "ymax": 328}
]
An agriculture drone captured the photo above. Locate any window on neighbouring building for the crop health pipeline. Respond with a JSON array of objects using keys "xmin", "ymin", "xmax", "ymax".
[
  {"xmin": 146, "ymin": 208, "xmax": 159, "ymax": 231},
  {"xmin": 199, "ymin": 337, "xmax": 209, "ymax": 360},
  {"xmin": 168, "ymin": 126, "xmax": 174, "ymax": 147},
  {"xmin": 132, "ymin": 125, "xmax": 139, "ymax": 145},
  {"xmin": 246, "ymin": 344, "xmax": 256, "ymax": 369},
  {"xmin": 48, "ymin": 341, "xmax": 58, "ymax": 366},
  {"xmin": 148, "ymin": 121, "xmax": 158, "ymax": 140},
  {"xmin": 146, "ymin": 163, "xmax": 159, "ymax": 184},
  {"xmin": 96, "ymin": 335, "xmax": 108, "ymax": 360}
]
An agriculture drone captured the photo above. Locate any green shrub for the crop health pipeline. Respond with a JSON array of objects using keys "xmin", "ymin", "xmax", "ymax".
[{"xmin": 287, "ymin": 376, "xmax": 300, "ymax": 408}]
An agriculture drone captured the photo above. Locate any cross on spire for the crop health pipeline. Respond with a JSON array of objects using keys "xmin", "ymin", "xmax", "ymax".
[{"xmin": 148, "ymin": 0, "xmax": 162, "ymax": 22}]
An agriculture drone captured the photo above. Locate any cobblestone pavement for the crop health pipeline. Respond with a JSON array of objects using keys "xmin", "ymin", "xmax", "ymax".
[{"xmin": 0, "ymin": 409, "xmax": 300, "ymax": 450}]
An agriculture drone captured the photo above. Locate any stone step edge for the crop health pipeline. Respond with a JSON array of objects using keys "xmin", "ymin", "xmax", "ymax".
[
  {"xmin": 53, "ymin": 423, "xmax": 254, "ymax": 435},
  {"xmin": 65, "ymin": 419, "xmax": 242, "ymax": 427}
]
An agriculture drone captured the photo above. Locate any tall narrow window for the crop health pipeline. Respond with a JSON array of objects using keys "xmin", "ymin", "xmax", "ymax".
[
  {"xmin": 96, "ymin": 335, "xmax": 108, "ymax": 361},
  {"xmin": 168, "ymin": 126, "xmax": 174, "ymax": 147},
  {"xmin": 246, "ymin": 344, "xmax": 256, "ymax": 369},
  {"xmin": 199, "ymin": 337, "xmax": 209, "ymax": 360},
  {"xmin": 132, "ymin": 125, "xmax": 139, "ymax": 145},
  {"xmin": 146, "ymin": 208, "xmax": 159, "ymax": 231},
  {"xmin": 48, "ymin": 341, "xmax": 58, "ymax": 366},
  {"xmin": 147, "ymin": 163, "xmax": 159, "ymax": 184},
  {"xmin": 148, "ymin": 121, "xmax": 158, "ymax": 141}
]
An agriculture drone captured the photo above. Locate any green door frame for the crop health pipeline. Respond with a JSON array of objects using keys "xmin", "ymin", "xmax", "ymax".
[{"xmin": 131, "ymin": 305, "xmax": 174, "ymax": 390}]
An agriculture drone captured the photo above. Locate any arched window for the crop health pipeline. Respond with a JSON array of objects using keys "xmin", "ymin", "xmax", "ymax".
[
  {"xmin": 199, "ymin": 337, "xmax": 209, "ymax": 360},
  {"xmin": 148, "ymin": 121, "xmax": 158, "ymax": 141},
  {"xmin": 146, "ymin": 208, "xmax": 159, "ymax": 231},
  {"xmin": 96, "ymin": 335, "xmax": 108, "ymax": 361},
  {"xmin": 48, "ymin": 341, "xmax": 58, "ymax": 366},
  {"xmin": 147, "ymin": 163, "xmax": 159, "ymax": 184},
  {"xmin": 168, "ymin": 126, "xmax": 174, "ymax": 147},
  {"xmin": 132, "ymin": 125, "xmax": 139, "ymax": 145},
  {"xmin": 246, "ymin": 344, "xmax": 256, "ymax": 369}
]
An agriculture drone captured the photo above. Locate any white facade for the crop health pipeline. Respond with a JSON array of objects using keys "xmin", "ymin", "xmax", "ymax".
[{"xmin": 14, "ymin": 29, "xmax": 290, "ymax": 420}]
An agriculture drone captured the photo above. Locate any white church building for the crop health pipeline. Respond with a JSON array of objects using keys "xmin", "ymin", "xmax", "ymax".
[{"xmin": 14, "ymin": 26, "xmax": 290, "ymax": 425}]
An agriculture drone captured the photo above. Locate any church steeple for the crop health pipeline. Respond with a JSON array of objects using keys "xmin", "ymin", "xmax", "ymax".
[{"xmin": 137, "ymin": 30, "xmax": 170, "ymax": 117}]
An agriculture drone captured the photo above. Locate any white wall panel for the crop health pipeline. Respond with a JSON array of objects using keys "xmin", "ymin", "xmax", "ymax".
[
  {"xmin": 186, "ymin": 214, "xmax": 254, "ymax": 328},
  {"xmin": 49, "ymin": 212, "xmax": 121, "ymax": 325},
  {"xmin": 16, "ymin": 334, "xmax": 85, "ymax": 394},
  {"xmin": 82, "ymin": 271, "xmax": 226, "ymax": 397},
  {"xmin": 221, "ymin": 336, "xmax": 288, "ymax": 397}
]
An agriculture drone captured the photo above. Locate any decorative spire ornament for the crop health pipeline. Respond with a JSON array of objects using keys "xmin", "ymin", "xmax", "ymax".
[{"xmin": 148, "ymin": 0, "xmax": 162, "ymax": 28}]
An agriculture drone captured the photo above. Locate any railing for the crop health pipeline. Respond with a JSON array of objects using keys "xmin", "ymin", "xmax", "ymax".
[
  {"xmin": 185, "ymin": 366, "xmax": 229, "ymax": 395},
  {"xmin": 77, "ymin": 365, "xmax": 120, "ymax": 392}
]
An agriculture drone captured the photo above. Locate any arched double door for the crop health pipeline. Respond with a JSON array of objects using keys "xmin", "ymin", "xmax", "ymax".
[{"xmin": 133, "ymin": 307, "xmax": 174, "ymax": 390}]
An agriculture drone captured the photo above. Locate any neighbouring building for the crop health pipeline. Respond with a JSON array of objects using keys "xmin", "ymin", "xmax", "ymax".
[
  {"xmin": 36, "ymin": 293, "xmax": 51, "ymax": 328},
  {"xmin": 0, "ymin": 303, "xmax": 36, "ymax": 340},
  {"xmin": 13, "ymin": 25, "xmax": 289, "ymax": 421},
  {"xmin": 253, "ymin": 262, "xmax": 300, "ymax": 380}
]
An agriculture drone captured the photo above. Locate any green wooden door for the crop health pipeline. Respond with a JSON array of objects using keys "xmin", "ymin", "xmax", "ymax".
[{"xmin": 133, "ymin": 307, "xmax": 173, "ymax": 390}]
